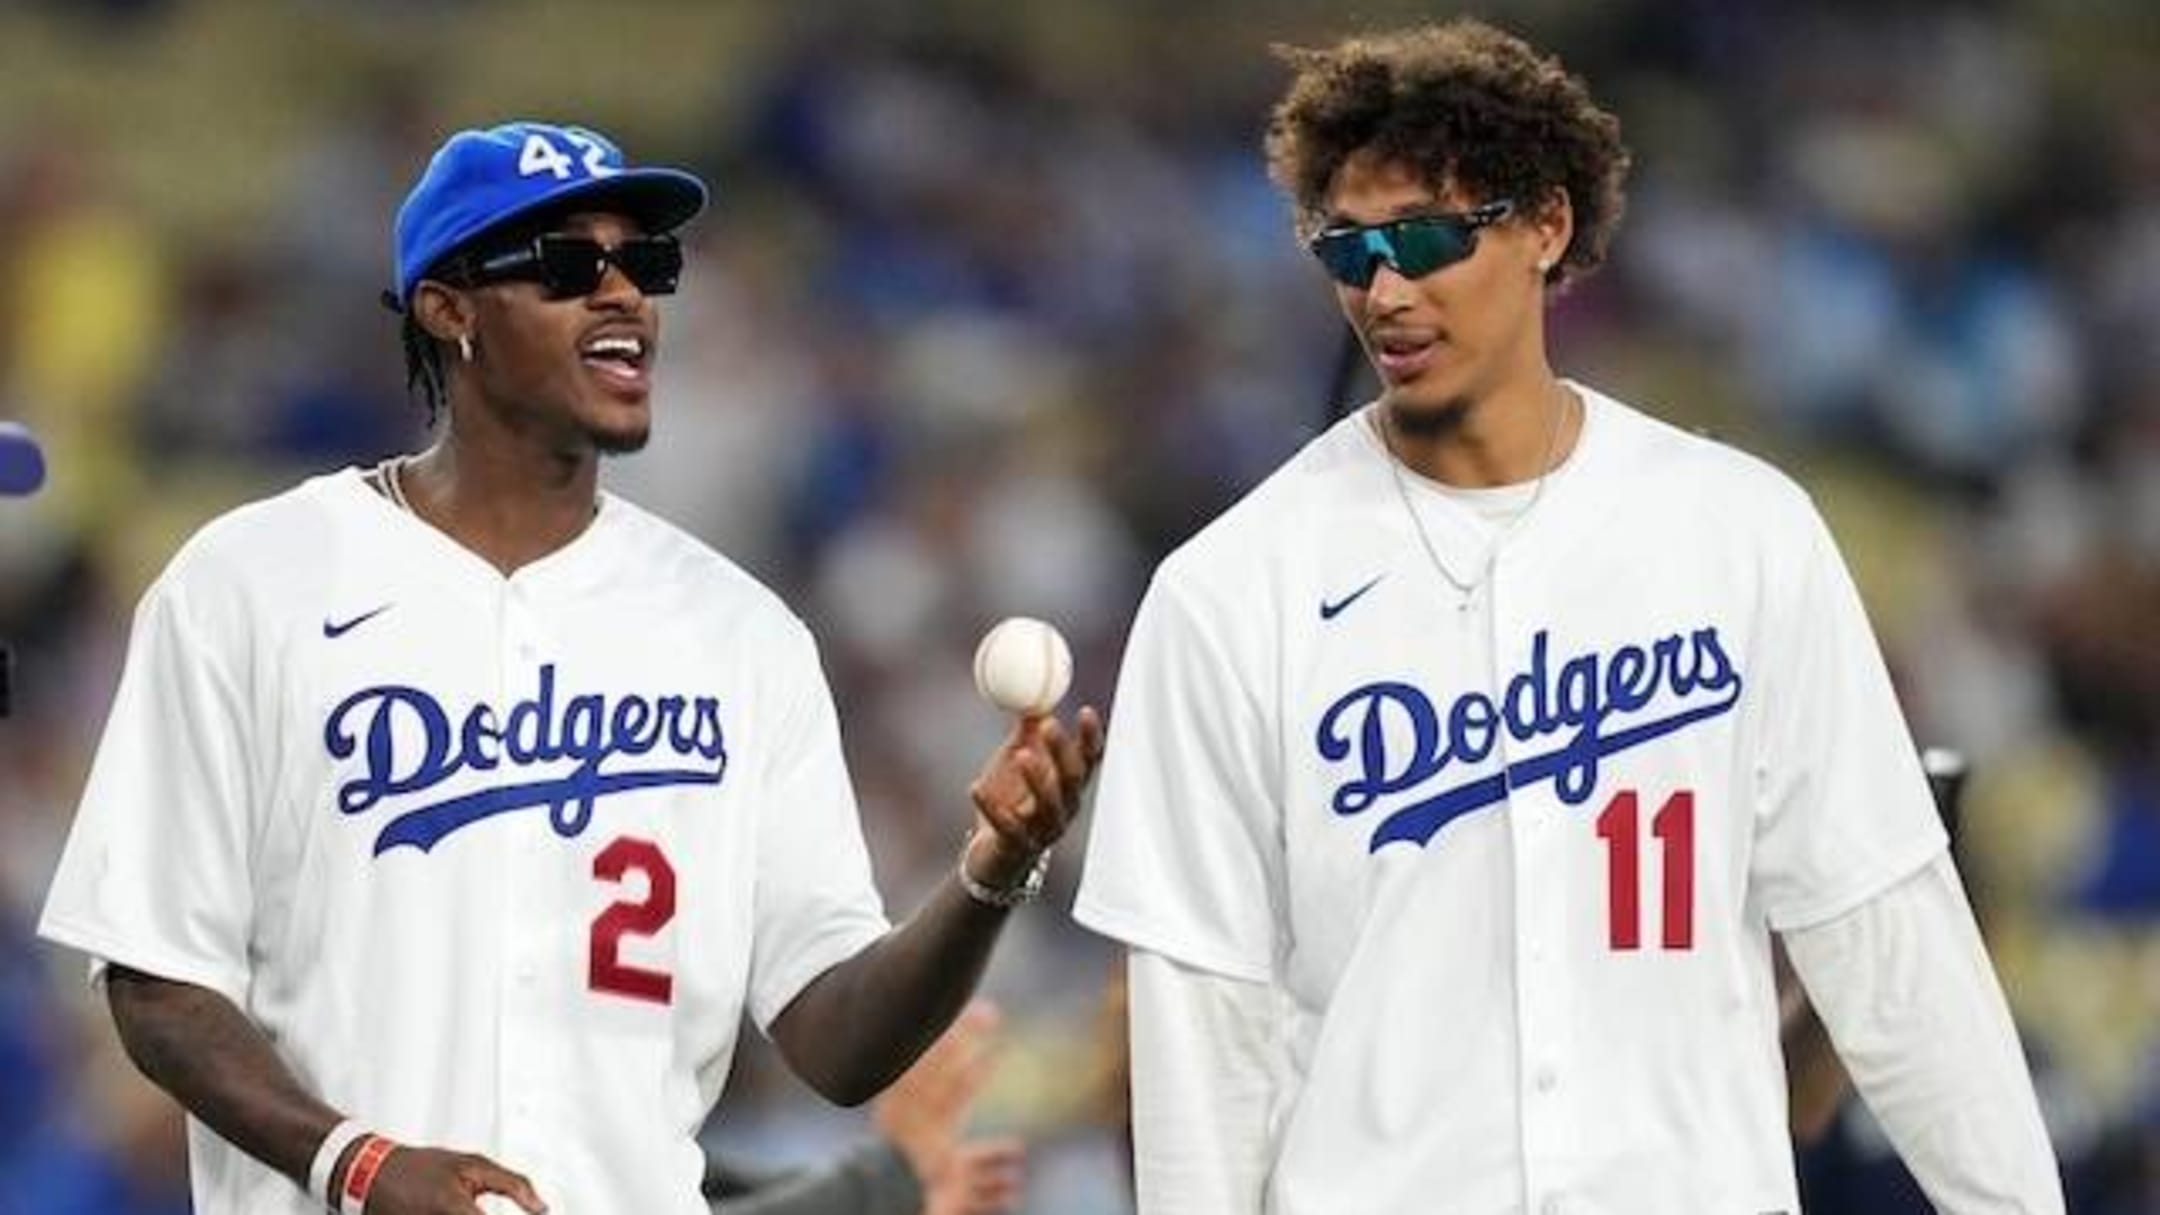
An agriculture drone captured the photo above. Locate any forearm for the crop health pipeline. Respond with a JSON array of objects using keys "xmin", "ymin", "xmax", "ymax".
[
  {"xmin": 1783, "ymin": 855, "xmax": 2064, "ymax": 1213},
  {"xmin": 771, "ymin": 709, "xmax": 1101, "ymax": 1106},
  {"xmin": 770, "ymin": 874, "xmax": 1011, "ymax": 1106},
  {"xmin": 1128, "ymin": 950, "xmax": 1278, "ymax": 1214},
  {"xmin": 106, "ymin": 966, "xmax": 344, "ymax": 1188},
  {"xmin": 1774, "ymin": 941, "xmax": 1849, "ymax": 1143},
  {"xmin": 712, "ymin": 1142, "xmax": 919, "ymax": 1215}
]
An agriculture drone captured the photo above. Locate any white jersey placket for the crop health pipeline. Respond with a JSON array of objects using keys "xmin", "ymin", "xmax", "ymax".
[
  {"xmin": 1488, "ymin": 552, "xmax": 1584, "ymax": 1215},
  {"xmin": 495, "ymin": 573, "xmax": 549, "ymax": 1166}
]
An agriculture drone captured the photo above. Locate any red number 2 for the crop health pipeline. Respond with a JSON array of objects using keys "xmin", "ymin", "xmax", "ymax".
[
  {"xmin": 589, "ymin": 836, "xmax": 676, "ymax": 1003},
  {"xmin": 1594, "ymin": 789, "xmax": 1694, "ymax": 951}
]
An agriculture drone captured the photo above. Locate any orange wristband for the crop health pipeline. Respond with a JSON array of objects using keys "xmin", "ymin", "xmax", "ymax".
[{"xmin": 338, "ymin": 1134, "xmax": 397, "ymax": 1215}]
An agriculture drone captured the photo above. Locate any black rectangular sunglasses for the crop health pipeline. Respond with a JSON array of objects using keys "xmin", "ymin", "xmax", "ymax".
[
  {"xmin": 466, "ymin": 233, "xmax": 685, "ymax": 299},
  {"xmin": 1308, "ymin": 200, "xmax": 1513, "ymax": 288}
]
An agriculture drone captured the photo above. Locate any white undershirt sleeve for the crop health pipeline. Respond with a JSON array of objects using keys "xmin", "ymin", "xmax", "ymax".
[
  {"xmin": 1126, "ymin": 949, "xmax": 1283, "ymax": 1215},
  {"xmin": 1782, "ymin": 853, "xmax": 2065, "ymax": 1214}
]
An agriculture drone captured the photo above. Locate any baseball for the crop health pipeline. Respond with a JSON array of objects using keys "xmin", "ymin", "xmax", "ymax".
[{"xmin": 972, "ymin": 617, "xmax": 1073, "ymax": 717}]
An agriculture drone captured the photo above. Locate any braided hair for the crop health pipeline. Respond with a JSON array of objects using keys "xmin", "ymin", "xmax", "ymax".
[
  {"xmin": 382, "ymin": 247, "xmax": 490, "ymax": 428},
  {"xmin": 394, "ymin": 310, "xmax": 450, "ymax": 428},
  {"xmin": 384, "ymin": 211, "xmax": 559, "ymax": 426}
]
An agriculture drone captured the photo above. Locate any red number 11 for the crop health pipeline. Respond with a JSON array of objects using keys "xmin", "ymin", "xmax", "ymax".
[{"xmin": 1594, "ymin": 789, "xmax": 1694, "ymax": 951}]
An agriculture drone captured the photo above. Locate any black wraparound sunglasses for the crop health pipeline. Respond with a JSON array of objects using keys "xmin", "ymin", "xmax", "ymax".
[
  {"xmin": 461, "ymin": 233, "xmax": 685, "ymax": 299},
  {"xmin": 1307, "ymin": 201, "xmax": 1513, "ymax": 288}
]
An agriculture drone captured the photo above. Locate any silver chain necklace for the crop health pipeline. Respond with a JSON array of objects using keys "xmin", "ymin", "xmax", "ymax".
[
  {"xmin": 377, "ymin": 455, "xmax": 415, "ymax": 514},
  {"xmin": 1377, "ymin": 383, "xmax": 1577, "ymax": 613},
  {"xmin": 375, "ymin": 453, "xmax": 599, "ymax": 521}
]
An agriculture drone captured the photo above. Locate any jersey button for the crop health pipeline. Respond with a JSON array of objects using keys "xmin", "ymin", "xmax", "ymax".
[
  {"xmin": 1541, "ymin": 1197, "xmax": 1564, "ymax": 1215},
  {"xmin": 1534, "ymin": 1066, "xmax": 1558, "ymax": 1093}
]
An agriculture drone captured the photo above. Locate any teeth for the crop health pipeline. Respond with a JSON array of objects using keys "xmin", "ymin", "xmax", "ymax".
[{"xmin": 583, "ymin": 336, "xmax": 643, "ymax": 357}]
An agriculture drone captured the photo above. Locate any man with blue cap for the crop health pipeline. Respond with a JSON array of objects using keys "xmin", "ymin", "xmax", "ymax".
[{"xmin": 38, "ymin": 122, "xmax": 1101, "ymax": 1215}]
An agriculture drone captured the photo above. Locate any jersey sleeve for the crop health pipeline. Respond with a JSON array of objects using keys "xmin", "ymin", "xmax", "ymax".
[
  {"xmin": 1747, "ymin": 501, "xmax": 1948, "ymax": 930},
  {"xmin": 1782, "ymin": 856, "xmax": 2064, "ymax": 1211},
  {"xmin": 745, "ymin": 622, "xmax": 891, "ymax": 1032},
  {"xmin": 1074, "ymin": 573, "xmax": 1284, "ymax": 983},
  {"xmin": 37, "ymin": 574, "xmax": 258, "ymax": 1004}
]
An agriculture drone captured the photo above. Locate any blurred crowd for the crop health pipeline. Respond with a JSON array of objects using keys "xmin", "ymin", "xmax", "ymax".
[{"xmin": 1, "ymin": 1, "xmax": 2157, "ymax": 1211}]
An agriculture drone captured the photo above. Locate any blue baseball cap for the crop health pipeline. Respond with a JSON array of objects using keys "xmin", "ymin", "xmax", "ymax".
[
  {"xmin": 0, "ymin": 422, "xmax": 45, "ymax": 497},
  {"xmin": 392, "ymin": 121, "xmax": 709, "ymax": 307}
]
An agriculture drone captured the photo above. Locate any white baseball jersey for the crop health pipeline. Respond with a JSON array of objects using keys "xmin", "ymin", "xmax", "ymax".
[
  {"xmin": 39, "ymin": 469, "xmax": 891, "ymax": 1215},
  {"xmin": 1075, "ymin": 384, "xmax": 1949, "ymax": 1214}
]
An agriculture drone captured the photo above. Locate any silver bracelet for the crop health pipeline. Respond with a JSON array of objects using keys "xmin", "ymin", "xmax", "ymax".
[{"xmin": 956, "ymin": 836, "xmax": 1051, "ymax": 907}]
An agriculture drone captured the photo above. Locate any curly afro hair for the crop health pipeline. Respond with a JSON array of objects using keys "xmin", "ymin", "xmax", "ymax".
[{"xmin": 1265, "ymin": 19, "xmax": 1631, "ymax": 288}]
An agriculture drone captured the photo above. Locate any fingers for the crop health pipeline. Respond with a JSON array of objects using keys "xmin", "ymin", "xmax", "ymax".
[
  {"xmin": 1017, "ymin": 745, "xmax": 1064, "ymax": 821},
  {"xmin": 1030, "ymin": 709, "xmax": 1106, "ymax": 830},
  {"xmin": 460, "ymin": 1155, "xmax": 547, "ymax": 1213},
  {"xmin": 1046, "ymin": 718, "xmax": 1089, "ymax": 792},
  {"xmin": 1034, "ymin": 707, "xmax": 1104, "ymax": 787},
  {"xmin": 967, "ymin": 735, "xmax": 1037, "ymax": 821},
  {"xmin": 955, "ymin": 1138, "xmax": 1026, "ymax": 1213},
  {"xmin": 970, "ymin": 779, "xmax": 1037, "ymax": 853},
  {"xmin": 972, "ymin": 752, "xmax": 1062, "ymax": 851},
  {"xmin": 957, "ymin": 997, "xmax": 1002, "ymax": 1033},
  {"xmin": 968, "ymin": 706, "xmax": 1107, "ymax": 865},
  {"xmin": 1017, "ymin": 712, "xmax": 1106, "ymax": 815},
  {"xmin": 1076, "ymin": 705, "xmax": 1106, "ymax": 764}
]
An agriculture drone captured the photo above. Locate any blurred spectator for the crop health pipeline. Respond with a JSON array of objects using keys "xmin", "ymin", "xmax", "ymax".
[{"xmin": 708, "ymin": 1001, "xmax": 1024, "ymax": 1215}]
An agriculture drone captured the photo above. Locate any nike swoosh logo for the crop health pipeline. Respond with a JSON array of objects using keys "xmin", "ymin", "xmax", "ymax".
[
  {"xmin": 323, "ymin": 604, "xmax": 393, "ymax": 639},
  {"xmin": 1320, "ymin": 575, "xmax": 1386, "ymax": 621}
]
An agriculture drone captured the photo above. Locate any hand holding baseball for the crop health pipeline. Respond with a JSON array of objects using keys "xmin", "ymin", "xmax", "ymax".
[{"xmin": 966, "ymin": 618, "xmax": 1105, "ymax": 889}]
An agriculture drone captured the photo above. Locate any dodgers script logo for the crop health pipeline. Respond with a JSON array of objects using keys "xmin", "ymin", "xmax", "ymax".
[
  {"xmin": 1316, "ymin": 628, "xmax": 1742, "ymax": 851},
  {"xmin": 325, "ymin": 664, "xmax": 727, "ymax": 855}
]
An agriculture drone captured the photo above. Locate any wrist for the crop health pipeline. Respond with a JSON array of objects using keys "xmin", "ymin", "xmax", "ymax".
[
  {"xmin": 963, "ymin": 830, "xmax": 1037, "ymax": 887},
  {"xmin": 308, "ymin": 1120, "xmax": 370, "ymax": 1209},
  {"xmin": 958, "ymin": 831, "xmax": 1049, "ymax": 907},
  {"xmin": 334, "ymin": 1132, "xmax": 399, "ymax": 1215}
]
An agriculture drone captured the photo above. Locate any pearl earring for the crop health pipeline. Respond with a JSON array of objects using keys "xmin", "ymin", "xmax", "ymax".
[{"xmin": 458, "ymin": 335, "xmax": 474, "ymax": 362}]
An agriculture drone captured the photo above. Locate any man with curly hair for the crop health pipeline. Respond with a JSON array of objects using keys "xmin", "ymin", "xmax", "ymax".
[{"xmin": 1075, "ymin": 20, "xmax": 2063, "ymax": 1214}]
